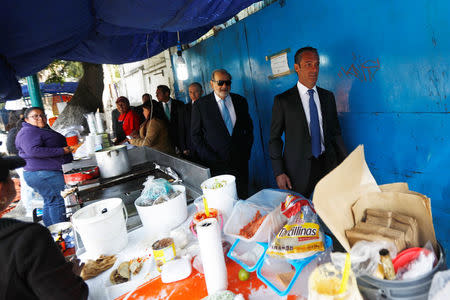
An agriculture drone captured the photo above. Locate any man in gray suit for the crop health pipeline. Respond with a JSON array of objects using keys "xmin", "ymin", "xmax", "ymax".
[{"xmin": 269, "ymin": 47, "xmax": 347, "ymax": 198}]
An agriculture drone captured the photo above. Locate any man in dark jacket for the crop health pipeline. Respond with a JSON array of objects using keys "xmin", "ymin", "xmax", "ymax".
[
  {"xmin": 178, "ymin": 82, "xmax": 203, "ymax": 160},
  {"xmin": 155, "ymin": 85, "xmax": 184, "ymax": 153},
  {"xmin": 269, "ymin": 47, "xmax": 347, "ymax": 197},
  {"xmin": 191, "ymin": 69, "xmax": 253, "ymax": 198},
  {"xmin": 0, "ymin": 155, "xmax": 88, "ymax": 299}
]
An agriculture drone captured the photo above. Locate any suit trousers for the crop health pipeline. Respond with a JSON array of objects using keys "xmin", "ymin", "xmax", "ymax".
[
  {"xmin": 210, "ymin": 161, "xmax": 249, "ymax": 200},
  {"xmin": 304, "ymin": 153, "xmax": 328, "ymax": 198}
]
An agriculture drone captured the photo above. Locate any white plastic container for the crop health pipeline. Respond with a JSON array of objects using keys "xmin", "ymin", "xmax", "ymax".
[
  {"xmin": 201, "ymin": 175, "xmax": 237, "ymax": 221},
  {"xmin": 224, "ymin": 189, "xmax": 289, "ymax": 243},
  {"xmin": 71, "ymin": 198, "xmax": 128, "ymax": 257},
  {"xmin": 224, "ymin": 202, "xmax": 285, "ymax": 243},
  {"xmin": 134, "ymin": 185, "xmax": 187, "ymax": 243}
]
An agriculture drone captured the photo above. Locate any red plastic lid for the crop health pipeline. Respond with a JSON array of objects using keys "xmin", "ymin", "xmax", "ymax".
[{"xmin": 392, "ymin": 247, "xmax": 430, "ymax": 272}]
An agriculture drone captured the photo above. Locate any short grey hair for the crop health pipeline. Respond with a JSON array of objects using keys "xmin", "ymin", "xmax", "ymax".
[{"xmin": 211, "ymin": 69, "xmax": 232, "ymax": 81}]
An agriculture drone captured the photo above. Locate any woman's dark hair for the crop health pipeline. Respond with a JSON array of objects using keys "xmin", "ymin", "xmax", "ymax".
[
  {"xmin": 24, "ymin": 107, "xmax": 44, "ymax": 119},
  {"xmin": 142, "ymin": 100, "xmax": 166, "ymax": 121},
  {"xmin": 116, "ymin": 96, "xmax": 130, "ymax": 105}
]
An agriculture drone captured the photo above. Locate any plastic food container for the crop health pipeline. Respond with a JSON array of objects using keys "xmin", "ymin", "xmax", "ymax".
[
  {"xmin": 227, "ymin": 239, "xmax": 268, "ymax": 272},
  {"xmin": 200, "ymin": 175, "xmax": 237, "ymax": 221},
  {"xmin": 223, "ymin": 189, "xmax": 289, "ymax": 243},
  {"xmin": 135, "ymin": 185, "xmax": 187, "ymax": 243}
]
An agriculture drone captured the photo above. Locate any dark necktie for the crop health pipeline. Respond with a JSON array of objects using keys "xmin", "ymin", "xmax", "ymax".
[{"xmin": 308, "ymin": 89, "xmax": 321, "ymax": 158}]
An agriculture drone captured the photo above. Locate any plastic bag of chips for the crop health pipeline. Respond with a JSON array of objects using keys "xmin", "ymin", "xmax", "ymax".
[{"xmin": 267, "ymin": 194, "xmax": 325, "ymax": 260}]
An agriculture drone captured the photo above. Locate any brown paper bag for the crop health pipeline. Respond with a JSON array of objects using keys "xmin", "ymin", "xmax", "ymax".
[
  {"xmin": 313, "ymin": 145, "xmax": 380, "ymax": 251},
  {"xmin": 345, "ymin": 229, "xmax": 405, "ymax": 251},
  {"xmin": 366, "ymin": 215, "xmax": 391, "ymax": 227},
  {"xmin": 352, "ymin": 192, "xmax": 437, "ymax": 250},
  {"xmin": 354, "ymin": 221, "xmax": 406, "ymax": 251},
  {"xmin": 379, "ymin": 182, "xmax": 410, "ymax": 193},
  {"xmin": 392, "ymin": 212, "xmax": 419, "ymax": 247},
  {"xmin": 365, "ymin": 208, "xmax": 418, "ymax": 248}
]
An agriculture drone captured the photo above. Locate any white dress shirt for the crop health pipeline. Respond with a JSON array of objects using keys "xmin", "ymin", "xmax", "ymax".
[
  {"xmin": 214, "ymin": 92, "xmax": 236, "ymax": 127},
  {"xmin": 296, "ymin": 81, "xmax": 325, "ymax": 153}
]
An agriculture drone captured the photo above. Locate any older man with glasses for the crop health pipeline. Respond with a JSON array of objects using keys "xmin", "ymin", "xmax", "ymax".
[{"xmin": 191, "ymin": 69, "xmax": 254, "ymax": 199}]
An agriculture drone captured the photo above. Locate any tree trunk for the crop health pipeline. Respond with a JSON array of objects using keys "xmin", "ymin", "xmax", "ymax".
[{"xmin": 52, "ymin": 62, "xmax": 104, "ymax": 133}]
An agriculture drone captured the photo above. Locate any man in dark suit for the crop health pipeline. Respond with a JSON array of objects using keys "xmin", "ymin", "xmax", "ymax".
[
  {"xmin": 269, "ymin": 47, "xmax": 347, "ymax": 198},
  {"xmin": 178, "ymin": 82, "xmax": 203, "ymax": 160},
  {"xmin": 192, "ymin": 69, "xmax": 253, "ymax": 199},
  {"xmin": 155, "ymin": 85, "xmax": 184, "ymax": 153}
]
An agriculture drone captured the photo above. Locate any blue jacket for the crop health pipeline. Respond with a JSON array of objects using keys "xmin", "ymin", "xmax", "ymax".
[{"xmin": 15, "ymin": 122, "xmax": 72, "ymax": 171}]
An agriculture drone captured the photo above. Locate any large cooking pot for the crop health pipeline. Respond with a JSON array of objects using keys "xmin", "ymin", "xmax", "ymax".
[{"xmin": 95, "ymin": 145, "xmax": 131, "ymax": 178}]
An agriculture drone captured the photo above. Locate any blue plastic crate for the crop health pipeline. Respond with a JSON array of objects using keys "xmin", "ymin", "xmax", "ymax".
[
  {"xmin": 256, "ymin": 235, "xmax": 332, "ymax": 297},
  {"xmin": 227, "ymin": 239, "xmax": 269, "ymax": 272}
]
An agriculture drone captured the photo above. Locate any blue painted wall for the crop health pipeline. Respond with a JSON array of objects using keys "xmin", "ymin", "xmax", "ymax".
[{"xmin": 174, "ymin": 0, "xmax": 450, "ymax": 254}]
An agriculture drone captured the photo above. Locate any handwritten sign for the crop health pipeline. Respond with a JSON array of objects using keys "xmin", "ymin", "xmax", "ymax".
[
  {"xmin": 266, "ymin": 48, "xmax": 294, "ymax": 79},
  {"xmin": 271, "ymin": 52, "xmax": 290, "ymax": 76}
]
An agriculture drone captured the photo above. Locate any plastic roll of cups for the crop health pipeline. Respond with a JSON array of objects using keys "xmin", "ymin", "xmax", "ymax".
[{"xmin": 85, "ymin": 113, "xmax": 97, "ymax": 134}]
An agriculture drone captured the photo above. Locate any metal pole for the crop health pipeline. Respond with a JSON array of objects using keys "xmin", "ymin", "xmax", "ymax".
[{"xmin": 26, "ymin": 74, "xmax": 43, "ymax": 108}]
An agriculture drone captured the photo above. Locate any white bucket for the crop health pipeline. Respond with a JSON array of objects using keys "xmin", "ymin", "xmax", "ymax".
[
  {"xmin": 71, "ymin": 198, "xmax": 128, "ymax": 257},
  {"xmin": 135, "ymin": 185, "xmax": 187, "ymax": 243},
  {"xmin": 201, "ymin": 175, "xmax": 237, "ymax": 222}
]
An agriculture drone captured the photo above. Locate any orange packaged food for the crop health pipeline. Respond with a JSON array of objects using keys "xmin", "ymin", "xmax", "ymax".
[
  {"xmin": 239, "ymin": 210, "xmax": 267, "ymax": 239},
  {"xmin": 193, "ymin": 208, "xmax": 219, "ymax": 224}
]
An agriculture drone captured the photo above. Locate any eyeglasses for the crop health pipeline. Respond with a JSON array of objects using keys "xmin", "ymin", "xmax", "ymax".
[
  {"xmin": 28, "ymin": 114, "xmax": 46, "ymax": 120},
  {"xmin": 212, "ymin": 80, "xmax": 232, "ymax": 86}
]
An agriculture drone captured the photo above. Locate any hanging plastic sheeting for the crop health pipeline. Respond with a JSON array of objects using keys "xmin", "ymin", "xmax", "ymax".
[
  {"xmin": 21, "ymin": 82, "xmax": 79, "ymax": 98},
  {"xmin": 0, "ymin": 0, "xmax": 258, "ymax": 101}
]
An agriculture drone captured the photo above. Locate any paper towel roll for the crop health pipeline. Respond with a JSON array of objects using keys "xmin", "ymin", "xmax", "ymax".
[{"xmin": 197, "ymin": 218, "xmax": 228, "ymax": 294}]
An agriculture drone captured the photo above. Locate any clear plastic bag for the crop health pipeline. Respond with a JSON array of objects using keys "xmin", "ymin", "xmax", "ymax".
[
  {"xmin": 331, "ymin": 240, "xmax": 397, "ymax": 277},
  {"xmin": 396, "ymin": 241, "xmax": 436, "ymax": 280},
  {"xmin": 267, "ymin": 195, "xmax": 325, "ymax": 260},
  {"xmin": 55, "ymin": 125, "xmax": 84, "ymax": 137},
  {"xmin": 135, "ymin": 176, "xmax": 173, "ymax": 206},
  {"xmin": 428, "ymin": 269, "xmax": 450, "ymax": 300}
]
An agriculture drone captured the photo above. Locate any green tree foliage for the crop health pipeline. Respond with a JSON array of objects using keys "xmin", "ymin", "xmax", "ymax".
[{"xmin": 41, "ymin": 60, "xmax": 84, "ymax": 84}]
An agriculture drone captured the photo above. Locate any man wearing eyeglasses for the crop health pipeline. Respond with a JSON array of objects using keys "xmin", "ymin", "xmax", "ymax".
[
  {"xmin": 191, "ymin": 69, "xmax": 254, "ymax": 199},
  {"xmin": 269, "ymin": 47, "xmax": 347, "ymax": 198}
]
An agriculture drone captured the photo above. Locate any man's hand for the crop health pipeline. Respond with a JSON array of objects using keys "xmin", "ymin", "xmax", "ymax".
[{"xmin": 276, "ymin": 173, "xmax": 292, "ymax": 190}]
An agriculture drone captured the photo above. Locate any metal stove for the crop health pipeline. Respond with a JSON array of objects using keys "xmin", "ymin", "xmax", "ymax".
[{"xmin": 62, "ymin": 147, "xmax": 210, "ymax": 231}]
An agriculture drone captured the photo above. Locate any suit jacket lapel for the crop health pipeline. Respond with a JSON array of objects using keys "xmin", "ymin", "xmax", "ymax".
[{"xmin": 290, "ymin": 85, "xmax": 310, "ymax": 138}]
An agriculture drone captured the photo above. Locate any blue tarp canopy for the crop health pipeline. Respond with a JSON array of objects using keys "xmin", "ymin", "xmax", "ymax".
[
  {"xmin": 21, "ymin": 82, "xmax": 78, "ymax": 98},
  {"xmin": 0, "ymin": 0, "xmax": 258, "ymax": 100}
]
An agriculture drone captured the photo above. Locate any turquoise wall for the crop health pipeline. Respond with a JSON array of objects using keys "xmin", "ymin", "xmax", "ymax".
[{"xmin": 174, "ymin": 0, "xmax": 450, "ymax": 254}]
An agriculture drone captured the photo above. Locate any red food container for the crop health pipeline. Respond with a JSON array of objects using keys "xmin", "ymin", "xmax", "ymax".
[
  {"xmin": 64, "ymin": 166, "xmax": 100, "ymax": 185},
  {"xmin": 66, "ymin": 135, "xmax": 79, "ymax": 146}
]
